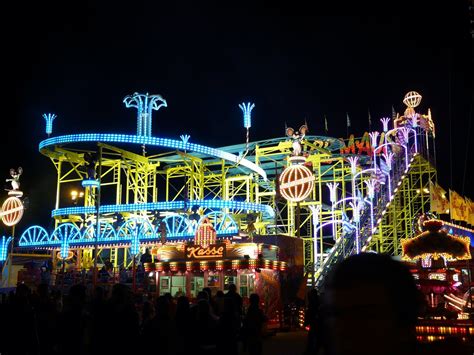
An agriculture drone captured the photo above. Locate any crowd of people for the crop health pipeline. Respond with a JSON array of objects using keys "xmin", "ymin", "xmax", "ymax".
[
  {"xmin": 0, "ymin": 281, "xmax": 267, "ymax": 355},
  {"xmin": 2, "ymin": 252, "xmax": 474, "ymax": 355}
]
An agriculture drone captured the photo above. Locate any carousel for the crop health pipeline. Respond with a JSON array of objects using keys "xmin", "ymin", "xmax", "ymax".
[{"xmin": 401, "ymin": 218, "xmax": 474, "ymax": 342}]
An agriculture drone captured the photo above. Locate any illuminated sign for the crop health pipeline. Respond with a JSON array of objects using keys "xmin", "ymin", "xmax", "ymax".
[
  {"xmin": 428, "ymin": 273, "xmax": 446, "ymax": 281},
  {"xmin": 185, "ymin": 243, "xmax": 226, "ymax": 260}
]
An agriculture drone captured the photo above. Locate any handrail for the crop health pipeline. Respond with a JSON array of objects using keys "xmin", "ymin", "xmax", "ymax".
[{"xmin": 314, "ymin": 137, "xmax": 420, "ymax": 289}]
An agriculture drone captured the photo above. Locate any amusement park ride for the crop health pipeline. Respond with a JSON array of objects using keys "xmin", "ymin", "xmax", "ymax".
[{"xmin": 0, "ymin": 90, "xmax": 473, "ymax": 302}]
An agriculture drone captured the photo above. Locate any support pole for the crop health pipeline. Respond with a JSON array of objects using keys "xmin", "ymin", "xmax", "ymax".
[
  {"xmin": 6, "ymin": 225, "xmax": 15, "ymax": 287},
  {"xmin": 93, "ymin": 145, "xmax": 103, "ymax": 288}
]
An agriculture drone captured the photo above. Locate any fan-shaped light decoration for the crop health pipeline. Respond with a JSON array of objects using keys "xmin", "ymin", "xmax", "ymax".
[
  {"xmin": 279, "ymin": 158, "xmax": 315, "ymax": 202},
  {"xmin": 1, "ymin": 197, "xmax": 24, "ymax": 227},
  {"xmin": 195, "ymin": 217, "xmax": 217, "ymax": 247},
  {"xmin": 403, "ymin": 91, "xmax": 422, "ymax": 108}
]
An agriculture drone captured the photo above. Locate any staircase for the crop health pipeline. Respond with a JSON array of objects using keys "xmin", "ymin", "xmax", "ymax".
[{"xmin": 314, "ymin": 137, "xmax": 429, "ymax": 289}]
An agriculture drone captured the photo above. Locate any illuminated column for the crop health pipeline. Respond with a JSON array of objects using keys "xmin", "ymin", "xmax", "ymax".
[
  {"xmin": 123, "ymin": 92, "xmax": 167, "ymax": 137},
  {"xmin": 364, "ymin": 179, "xmax": 376, "ymax": 234},
  {"xmin": 349, "ymin": 199, "xmax": 363, "ymax": 253},
  {"xmin": 0, "ymin": 236, "xmax": 12, "ymax": 262},
  {"xmin": 348, "ymin": 156, "xmax": 359, "ymax": 197},
  {"xmin": 369, "ymin": 131, "xmax": 379, "ymax": 169},
  {"xmin": 326, "ymin": 183, "xmax": 339, "ymax": 239},
  {"xmin": 382, "ymin": 152, "xmax": 394, "ymax": 199},
  {"xmin": 409, "ymin": 118, "xmax": 419, "ymax": 153},
  {"xmin": 42, "ymin": 113, "xmax": 57, "ymax": 137},
  {"xmin": 380, "ymin": 117, "xmax": 390, "ymax": 133},
  {"xmin": 309, "ymin": 205, "xmax": 321, "ymax": 287},
  {"xmin": 239, "ymin": 102, "xmax": 255, "ymax": 152},
  {"xmin": 400, "ymin": 127, "xmax": 410, "ymax": 166}
]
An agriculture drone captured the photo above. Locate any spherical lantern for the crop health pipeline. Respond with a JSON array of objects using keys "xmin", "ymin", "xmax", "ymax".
[
  {"xmin": 403, "ymin": 91, "xmax": 422, "ymax": 108},
  {"xmin": 1, "ymin": 197, "xmax": 24, "ymax": 227},
  {"xmin": 279, "ymin": 159, "xmax": 315, "ymax": 202}
]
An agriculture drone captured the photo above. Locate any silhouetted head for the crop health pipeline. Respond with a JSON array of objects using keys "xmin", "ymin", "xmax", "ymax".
[
  {"xmin": 228, "ymin": 283, "xmax": 237, "ymax": 293},
  {"xmin": 176, "ymin": 296, "xmax": 190, "ymax": 312},
  {"xmin": 203, "ymin": 287, "xmax": 212, "ymax": 299},
  {"xmin": 322, "ymin": 253, "xmax": 421, "ymax": 355},
  {"xmin": 197, "ymin": 291, "xmax": 209, "ymax": 302},
  {"xmin": 249, "ymin": 293, "xmax": 260, "ymax": 307},
  {"xmin": 307, "ymin": 288, "xmax": 320, "ymax": 309}
]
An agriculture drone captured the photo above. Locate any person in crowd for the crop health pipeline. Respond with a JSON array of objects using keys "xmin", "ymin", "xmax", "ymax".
[
  {"xmin": 174, "ymin": 287, "xmax": 184, "ymax": 298},
  {"xmin": 321, "ymin": 253, "xmax": 423, "ymax": 355},
  {"xmin": 304, "ymin": 288, "xmax": 322, "ymax": 355},
  {"xmin": 225, "ymin": 283, "xmax": 243, "ymax": 317},
  {"xmin": 58, "ymin": 284, "xmax": 89, "ymax": 355},
  {"xmin": 194, "ymin": 297, "xmax": 218, "ymax": 354},
  {"xmin": 175, "ymin": 296, "xmax": 193, "ymax": 355},
  {"xmin": 217, "ymin": 296, "xmax": 241, "ymax": 355},
  {"xmin": 141, "ymin": 295, "xmax": 175, "ymax": 354},
  {"xmin": 242, "ymin": 293, "xmax": 267, "ymax": 355},
  {"xmin": 140, "ymin": 248, "xmax": 153, "ymax": 264},
  {"xmin": 214, "ymin": 290, "xmax": 225, "ymax": 317}
]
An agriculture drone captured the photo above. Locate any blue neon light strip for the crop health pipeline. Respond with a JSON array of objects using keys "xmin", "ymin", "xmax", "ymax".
[
  {"xmin": 51, "ymin": 199, "xmax": 274, "ymax": 218},
  {"xmin": 82, "ymin": 179, "xmax": 100, "ymax": 188},
  {"xmin": 39, "ymin": 134, "xmax": 267, "ymax": 180},
  {"xmin": 18, "ymin": 227, "xmax": 238, "ymax": 248}
]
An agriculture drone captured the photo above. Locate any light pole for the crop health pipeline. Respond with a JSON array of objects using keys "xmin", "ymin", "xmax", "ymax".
[{"xmin": 93, "ymin": 145, "xmax": 103, "ymax": 288}]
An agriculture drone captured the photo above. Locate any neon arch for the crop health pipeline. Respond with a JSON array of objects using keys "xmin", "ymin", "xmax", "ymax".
[
  {"xmin": 19, "ymin": 226, "xmax": 49, "ymax": 246},
  {"xmin": 200, "ymin": 211, "xmax": 238, "ymax": 235}
]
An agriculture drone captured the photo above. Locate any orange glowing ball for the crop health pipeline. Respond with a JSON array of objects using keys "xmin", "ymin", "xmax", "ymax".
[
  {"xmin": 279, "ymin": 163, "xmax": 314, "ymax": 202},
  {"xmin": 1, "ymin": 197, "xmax": 24, "ymax": 227}
]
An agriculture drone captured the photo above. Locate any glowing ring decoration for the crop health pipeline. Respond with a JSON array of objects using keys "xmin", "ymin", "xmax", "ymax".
[
  {"xmin": 39, "ymin": 133, "xmax": 267, "ymax": 180},
  {"xmin": 1, "ymin": 197, "xmax": 24, "ymax": 227},
  {"xmin": 279, "ymin": 164, "xmax": 315, "ymax": 202},
  {"xmin": 51, "ymin": 199, "xmax": 275, "ymax": 219},
  {"xmin": 56, "ymin": 250, "xmax": 74, "ymax": 260}
]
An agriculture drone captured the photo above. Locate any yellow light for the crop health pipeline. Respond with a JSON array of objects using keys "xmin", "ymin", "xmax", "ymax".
[{"xmin": 70, "ymin": 190, "xmax": 78, "ymax": 200}]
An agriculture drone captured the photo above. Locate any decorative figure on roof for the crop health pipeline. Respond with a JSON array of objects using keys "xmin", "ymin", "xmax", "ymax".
[
  {"xmin": 246, "ymin": 213, "xmax": 257, "ymax": 241},
  {"xmin": 6, "ymin": 167, "xmax": 23, "ymax": 195},
  {"xmin": 285, "ymin": 122, "xmax": 308, "ymax": 156}
]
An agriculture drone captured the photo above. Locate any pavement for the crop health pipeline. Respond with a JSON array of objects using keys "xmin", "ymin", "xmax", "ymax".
[{"xmin": 246, "ymin": 329, "xmax": 308, "ymax": 355}]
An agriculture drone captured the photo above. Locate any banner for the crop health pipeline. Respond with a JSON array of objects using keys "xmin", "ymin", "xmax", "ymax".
[
  {"xmin": 450, "ymin": 190, "xmax": 469, "ymax": 223},
  {"xmin": 467, "ymin": 198, "xmax": 474, "ymax": 226},
  {"xmin": 429, "ymin": 182, "xmax": 448, "ymax": 214}
]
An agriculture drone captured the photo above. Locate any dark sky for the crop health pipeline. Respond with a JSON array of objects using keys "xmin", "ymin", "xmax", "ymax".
[{"xmin": 3, "ymin": 0, "xmax": 473, "ymax": 229}]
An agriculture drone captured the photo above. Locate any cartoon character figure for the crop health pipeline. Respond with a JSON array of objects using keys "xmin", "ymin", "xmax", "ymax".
[
  {"xmin": 286, "ymin": 123, "xmax": 308, "ymax": 156},
  {"xmin": 6, "ymin": 167, "xmax": 23, "ymax": 191}
]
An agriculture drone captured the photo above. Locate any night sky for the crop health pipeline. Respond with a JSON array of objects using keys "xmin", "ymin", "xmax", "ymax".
[{"xmin": 3, "ymin": 1, "xmax": 473, "ymax": 230}]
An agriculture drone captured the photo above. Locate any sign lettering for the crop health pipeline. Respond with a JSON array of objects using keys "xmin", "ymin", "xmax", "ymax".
[{"xmin": 185, "ymin": 243, "xmax": 226, "ymax": 260}]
